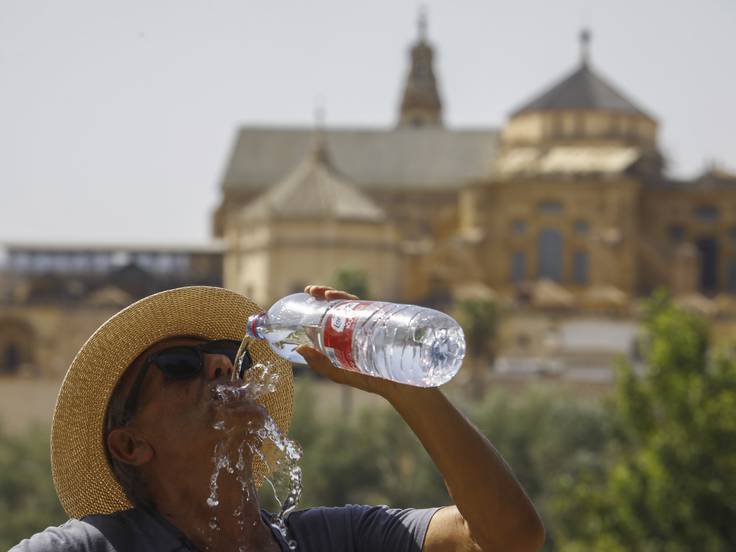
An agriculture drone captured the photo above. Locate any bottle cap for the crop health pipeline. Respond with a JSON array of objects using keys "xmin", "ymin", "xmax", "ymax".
[{"xmin": 245, "ymin": 312, "xmax": 266, "ymax": 339}]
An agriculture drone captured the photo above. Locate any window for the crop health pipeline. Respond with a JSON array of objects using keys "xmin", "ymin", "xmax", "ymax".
[
  {"xmin": 135, "ymin": 253, "xmax": 157, "ymax": 271},
  {"xmin": 573, "ymin": 220, "xmax": 590, "ymax": 236},
  {"xmin": 10, "ymin": 253, "xmax": 31, "ymax": 271},
  {"xmin": 156, "ymin": 254, "xmax": 176, "ymax": 273},
  {"xmin": 668, "ymin": 225, "xmax": 685, "ymax": 243},
  {"xmin": 539, "ymin": 201, "xmax": 563, "ymax": 215},
  {"xmin": 694, "ymin": 205, "xmax": 719, "ymax": 223},
  {"xmin": 511, "ymin": 219, "xmax": 527, "ymax": 236},
  {"xmin": 93, "ymin": 253, "xmax": 112, "ymax": 273},
  {"xmin": 511, "ymin": 251, "xmax": 527, "ymax": 283},
  {"xmin": 538, "ymin": 228, "xmax": 564, "ymax": 281},
  {"xmin": 1, "ymin": 344, "xmax": 20, "ymax": 375},
  {"xmin": 573, "ymin": 251, "xmax": 589, "ymax": 284},
  {"xmin": 173, "ymin": 255, "xmax": 190, "ymax": 273},
  {"xmin": 0, "ymin": 319, "xmax": 35, "ymax": 377}
]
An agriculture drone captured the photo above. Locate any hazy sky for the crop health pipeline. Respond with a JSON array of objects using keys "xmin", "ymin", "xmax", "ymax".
[{"xmin": 1, "ymin": 0, "xmax": 734, "ymax": 245}]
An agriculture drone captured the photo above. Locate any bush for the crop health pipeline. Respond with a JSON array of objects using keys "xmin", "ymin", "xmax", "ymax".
[{"xmin": 0, "ymin": 424, "xmax": 66, "ymax": 550}]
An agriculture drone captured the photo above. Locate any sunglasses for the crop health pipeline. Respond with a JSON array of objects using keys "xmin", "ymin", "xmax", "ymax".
[{"xmin": 121, "ymin": 339, "xmax": 253, "ymax": 425}]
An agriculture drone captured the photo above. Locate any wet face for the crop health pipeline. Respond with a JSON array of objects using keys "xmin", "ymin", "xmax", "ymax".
[{"xmin": 107, "ymin": 336, "xmax": 269, "ymax": 506}]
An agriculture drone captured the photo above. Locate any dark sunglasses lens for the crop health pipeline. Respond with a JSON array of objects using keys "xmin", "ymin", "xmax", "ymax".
[{"xmin": 155, "ymin": 350, "xmax": 202, "ymax": 379}]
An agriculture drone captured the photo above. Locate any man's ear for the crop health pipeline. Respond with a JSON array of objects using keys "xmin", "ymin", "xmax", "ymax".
[{"xmin": 107, "ymin": 427, "xmax": 154, "ymax": 466}]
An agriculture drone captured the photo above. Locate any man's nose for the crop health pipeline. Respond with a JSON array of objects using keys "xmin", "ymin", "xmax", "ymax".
[{"xmin": 205, "ymin": 354, "xmax": 235, "ymax": 381}]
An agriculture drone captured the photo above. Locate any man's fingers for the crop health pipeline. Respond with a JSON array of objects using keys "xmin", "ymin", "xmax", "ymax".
[
  {"xmin": 304, "ymin": 284, "xmax": 359, "ymax": 301},
  {"xmin": 304, "ymin": 285, "xmax": 334, "ymax": 298}
]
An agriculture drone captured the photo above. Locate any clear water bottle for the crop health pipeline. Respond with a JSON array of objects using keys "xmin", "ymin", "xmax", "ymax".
[{"xmin": 245, "ymin": 293, "xmax": 466, "ymax": 387}]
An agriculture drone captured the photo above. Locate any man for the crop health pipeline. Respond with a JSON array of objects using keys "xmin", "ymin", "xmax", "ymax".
[{"xmin": 12, "ymin": 285, "xmax": 544, "ymax": 551}]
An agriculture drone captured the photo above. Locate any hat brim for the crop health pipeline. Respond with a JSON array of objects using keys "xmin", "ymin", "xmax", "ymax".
[{"xmin": 51, "ymin": 286, "xmax": 293, "ymax": 519}]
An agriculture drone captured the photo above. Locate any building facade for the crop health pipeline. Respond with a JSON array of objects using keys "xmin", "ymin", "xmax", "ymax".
[
  {"xmin": 0, "ymin": 242, "xmax": 224, "ymax": 430},
  {"xmin": 2, "ymin": 19, "xmax": 735, "ymax": 430},
  {"xmin": 217, "ymin": 23, "xmax": 736, "ymax": 308}
]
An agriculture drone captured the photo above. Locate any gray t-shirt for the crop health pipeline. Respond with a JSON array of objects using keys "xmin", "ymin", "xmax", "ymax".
[{"xmin": 10, "ymin": 505, "xmax": 439, "ymax": 552}]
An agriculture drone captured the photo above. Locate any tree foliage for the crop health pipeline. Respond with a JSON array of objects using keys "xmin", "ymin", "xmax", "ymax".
[
  {"xmin": 454, "ymin": 297, "xmax": 498, "ymax": 398},
  {"xmin": 285, "ymin": 378, "xmax": 610, "ymax": 552},
  {"xmin": 455, "ymin": 298, "xmax": 498, "ymax": 359},
  {"xmin": 9, "ymin": 294, "xmax": 735, "ymax": 551},
  {"xmin": 332, "ymin": 269, "xmax": 369, "ymax": 299},
  {"xmin": 552, "ymin": 293, "xmax": 736, "ymax": 551},
  {"xmin": 0, "ymin": 425, "xmax": 65, "ymax": 550}
]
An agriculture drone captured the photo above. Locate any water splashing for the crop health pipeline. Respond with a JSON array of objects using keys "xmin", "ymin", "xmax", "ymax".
[{"xmin": 205, "ymin": 359, "xmax": 302, "ymax": 550}]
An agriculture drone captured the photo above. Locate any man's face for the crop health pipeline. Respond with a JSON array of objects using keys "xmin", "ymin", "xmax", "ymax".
[{"xmin": 117, "ymin": 336, "xmax": 269, "ymax": 489}]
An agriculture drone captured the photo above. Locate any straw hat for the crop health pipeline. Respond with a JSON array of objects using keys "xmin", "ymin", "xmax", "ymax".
[{"xmin": 51, "ymin": 286, "xmax": 293, "ymax": 519}]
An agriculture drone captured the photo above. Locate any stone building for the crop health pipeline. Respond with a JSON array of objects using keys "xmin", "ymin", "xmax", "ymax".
[
  {"xmin": 217, "ymin": 22, "xmax": 736, "ymax": 307},
  {"xmin": 0, "ymin": 243, "xmax": 223, "ymax": 431},
  {"xmin": 217, "ymin": 14, "xmax": 497, "ymax": 303},
  {"xmin": 224, "ymin": 131, "xmax": 401, "ymax": 305},
  {"xmin": 2, "ymin": 17, "xmax": 735, "ymax": 429}
]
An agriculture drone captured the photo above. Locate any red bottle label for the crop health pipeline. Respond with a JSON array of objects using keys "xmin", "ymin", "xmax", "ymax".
[{"xmin": 323, "ymin": 301, "xmax": 374, "ymax": 372}]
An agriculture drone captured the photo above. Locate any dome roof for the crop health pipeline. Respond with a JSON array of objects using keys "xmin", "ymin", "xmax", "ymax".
[{"xmin": 512, "ymin": 62, "xmax": 653, "ymax": 119}]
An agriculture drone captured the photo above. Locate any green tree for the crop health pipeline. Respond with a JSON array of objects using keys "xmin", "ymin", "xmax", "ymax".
[
  {"xmin": 332, "ymin": 269, "xmax": 369, "ymax": 299},
  {"xmin": 552, "ymin": 293, "xmax": 736, "ymax": 551},
  {"xmin": 0, "ymin": 424, "xmax": 66, "ymax": 550},
  {"xmin": 469, "ymin": 387, "xmax": 610, "ymax": 551},
  {"xmin": 286, "ymin": 380, "xmax": 610, "ymax": 552},
  {"xmin": 455, "ymin": 298, "xmax": 498, "ymax": 399}
]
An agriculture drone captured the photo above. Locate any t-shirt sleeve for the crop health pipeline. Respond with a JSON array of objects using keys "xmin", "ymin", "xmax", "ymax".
[
  {"xmin": 286, "ymin": 504, "xmax": 439, "ymax": 552},
  {"xmin": 9, "ymin": 519, "xmax": 117, "ymax": 552}
]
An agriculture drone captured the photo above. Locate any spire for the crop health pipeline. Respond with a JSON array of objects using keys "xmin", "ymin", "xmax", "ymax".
[
  {"xmin": 579, "ymin": 28, "xmax": 591, "ymax": 66},
  {"xmin": 398, "ymin": 7, "xmax": 443, "ymax": 127},
  {"xmin": 417, "ymin": 5, "xmax": 428, "ymax": 42},
  {"xmin": 312, "ymin": 102, "xmax": 330, "ymax": 165}
]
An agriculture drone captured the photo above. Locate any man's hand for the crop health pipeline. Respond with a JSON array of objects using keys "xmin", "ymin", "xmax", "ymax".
[
  {"xmin": 295, "ymin": 284, "xmax": 410, "ymax": 401},
  {"xmin": 296, "ymin": 285, "xmax": 545, "ymax": 552}
]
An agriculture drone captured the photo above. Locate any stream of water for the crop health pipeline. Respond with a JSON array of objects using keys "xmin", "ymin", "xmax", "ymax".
[{"xmin": 205, "ymin": 357, "xmax": 302, "ymax": 551}]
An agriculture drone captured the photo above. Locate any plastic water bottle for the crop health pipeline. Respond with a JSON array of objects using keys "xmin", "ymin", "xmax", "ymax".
[{"xmin": 245, "ymin": 293, "xmax": 466, "ymax": 387}]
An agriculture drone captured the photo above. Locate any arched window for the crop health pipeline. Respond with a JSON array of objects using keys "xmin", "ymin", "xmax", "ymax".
[
  {"xmin": 511, "ymin": 251, "xmax": 527, "ymax": 283},
  {"xmin": 0, "ymin": 318, "xmax": 36, "ymax": 377},
  {"xmin": 2, "ymin": 344, "xmax": 20, "ymax": 375},
  {"xmin": 573, "ymin": 251, "xmax": 589, "ymax": 284},
  {"xmin": 694, "ymin": 206, "xmax": 719, "ymax": 223},
  {"xmin": 538, "ymin": 228, "xmax": 564, "ymax": 281}
]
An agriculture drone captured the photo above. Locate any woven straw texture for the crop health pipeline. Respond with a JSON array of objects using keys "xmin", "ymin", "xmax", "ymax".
[{"xmin": 51, "ymin": 286, "xmax": 293, "ymax": 519}]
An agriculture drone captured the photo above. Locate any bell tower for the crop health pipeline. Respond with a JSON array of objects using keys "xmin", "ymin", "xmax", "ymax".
[{"xmin": 398, "ymin": 8, "xmax": 443, "ymax": 127}]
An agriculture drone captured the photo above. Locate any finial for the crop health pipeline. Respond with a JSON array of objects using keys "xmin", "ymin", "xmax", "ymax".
[
  {"xmin": 579, "ymin": 28, "xmax": 591, "ymax": 66},
  {"xmin": 312, "ymin": 99, "xmax": 329, "ymax": 163},
  {"xmin": 417, "ymin": 5, "xmax": 428, "ymax": 42}
]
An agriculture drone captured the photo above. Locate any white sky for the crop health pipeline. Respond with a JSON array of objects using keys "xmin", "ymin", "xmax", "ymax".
[{"xmin": 0, "ymin": 0, "xmax": 734, "ymax": 245}]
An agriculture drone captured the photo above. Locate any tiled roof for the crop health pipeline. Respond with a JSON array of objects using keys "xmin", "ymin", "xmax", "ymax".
[
  {"xmin": 221, "ymin": 126, "xmax": 499, "ymax": 191},
  {"xmin": 512, "ymin": 62, "xmax": 653, "ymax": 119},
  {"xmin": 238, "ymin": 140, "xmax": 387, "ymax": 222}
]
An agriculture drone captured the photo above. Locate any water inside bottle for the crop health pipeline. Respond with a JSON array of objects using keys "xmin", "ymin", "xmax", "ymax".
[
  {"xmin": 255, "ymin": 323, "xmax": 321, "ymax": 364},
  {"xmin": 204, "ymin": 354, "xmax": 302, "ymax": 551}
]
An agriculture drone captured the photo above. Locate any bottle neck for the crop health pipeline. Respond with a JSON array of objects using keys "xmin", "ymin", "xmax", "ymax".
[{"xmin": 246, "ymin": 312, "xmax": 266, "ymax": 339}]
